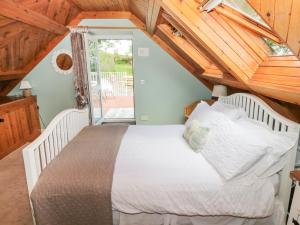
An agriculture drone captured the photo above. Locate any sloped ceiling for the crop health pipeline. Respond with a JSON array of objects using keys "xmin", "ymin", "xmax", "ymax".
[
  {"xmin": 248, "ymin": 0, "xmax": 300, "ymax": 57},
  {"xmin": 0, "ymin": 0, "xmax": 299, "ymax": 106}
]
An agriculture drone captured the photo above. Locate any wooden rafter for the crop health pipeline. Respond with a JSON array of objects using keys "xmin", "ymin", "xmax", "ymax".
[
  {"xmin": 161, "ymin": 0, "xmax": 257, "ymax": 83},
  {"xmin": 201, "ymin": 72, "xmax": 248, "ymax": 90},
  {"xmin": 146, "ymin": 0, "xmax": 162, "ymax": 34},
  {"xmin": 75, "ymin": 11, "xmax": 132, "ymax": 20},
  {"xmin": 157, "ymin": 23, "xmax": 222, "ymax": 75},
  {"xmin": 0, "ymin": 70, "xmax": 25, "ymax": 76},
  {"xmin": 0, "ymin": 0, "xmax": 68, "ymax": 35},
  {"xmin": 161, "ymin": 12, "xmax": 227, "ymax": 73}
]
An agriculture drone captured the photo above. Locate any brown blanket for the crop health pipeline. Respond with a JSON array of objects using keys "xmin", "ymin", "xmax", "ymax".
[{"xmin": 30, "ymin": 125, "xmax": 128, "ymax": 225}]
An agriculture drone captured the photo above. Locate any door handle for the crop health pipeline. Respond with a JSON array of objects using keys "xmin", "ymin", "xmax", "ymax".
[{"xmin": 0, "ymin": 118, "xmax": 4, "ymax": 123}]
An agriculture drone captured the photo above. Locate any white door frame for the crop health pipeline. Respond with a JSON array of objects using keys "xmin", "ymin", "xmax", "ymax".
[
  {"xmin": 85, "ymin": 34, "xmax": 104, "ymax": 125},
  {"xmin": 85, "ymin": 34, "xmax": 136, "ymax": 124}
]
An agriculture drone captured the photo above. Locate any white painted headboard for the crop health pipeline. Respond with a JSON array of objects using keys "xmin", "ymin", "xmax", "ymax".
[{"xmin": 219, "ymin": 93, "xmax": 300, "ymax": 213}]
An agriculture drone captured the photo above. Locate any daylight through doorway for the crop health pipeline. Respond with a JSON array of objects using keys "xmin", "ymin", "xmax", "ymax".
[{"xmin": 88, "ymin": 38, "xmax": 135, "ymax": 123}]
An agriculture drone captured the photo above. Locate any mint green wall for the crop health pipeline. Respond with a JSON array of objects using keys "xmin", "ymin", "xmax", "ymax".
[
  {"xmin": 9, "ymin": 36, "xmax": 75, "ymax": 128},
  {"xmin": 10, "ymin": 19, "xmax": 211, "ymax": 126}
]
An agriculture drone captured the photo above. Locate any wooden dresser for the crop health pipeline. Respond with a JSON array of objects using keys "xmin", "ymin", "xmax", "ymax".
[
  {"xmin": 0, "ymin": 96, "xmax": 41, "ymax": 159},
  {"xmin": 184, "ymin": 99, "xmax": 216, "ymax": 120}
]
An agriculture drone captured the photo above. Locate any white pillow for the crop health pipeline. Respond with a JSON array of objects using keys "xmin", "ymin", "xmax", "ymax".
[
  {"xmin": 198, "ymin": 110, "xmax": 268, "ymax": 180},
  {"xmin": 210, "ymin": 101, "xmax": 247, "ymax": 121},
  {"xmin": 235, "ymin": 118, "xmax": 298, "ymax": 178},
  {"xmin": 185, "ymin": 101, "xmax": 210, "ymax": 127}
]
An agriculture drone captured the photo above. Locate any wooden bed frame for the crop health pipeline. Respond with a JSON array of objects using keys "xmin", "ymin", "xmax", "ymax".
[{"xmin": 22, "ymin": 93, "xmax": 300, "ymax": 221}]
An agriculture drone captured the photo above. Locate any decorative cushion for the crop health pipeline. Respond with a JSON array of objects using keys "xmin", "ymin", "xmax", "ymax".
[{"xmin": 183, "ymin": 120, "xmax": 210, "ymax": 152}]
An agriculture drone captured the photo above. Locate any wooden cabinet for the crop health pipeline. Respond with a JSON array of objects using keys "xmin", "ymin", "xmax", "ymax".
[{"xmin": 0, "ymin": 96, "xmax": 41, "ymax": 159}]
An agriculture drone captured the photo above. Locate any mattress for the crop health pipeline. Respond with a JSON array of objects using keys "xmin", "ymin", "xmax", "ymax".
[
  {"xmin": 111, "ymin": 198, "xmax": 285, "ymax": 225},
  {"xmin": 112, "ymin": 125, "xmax": 277, "ymax": 218}
]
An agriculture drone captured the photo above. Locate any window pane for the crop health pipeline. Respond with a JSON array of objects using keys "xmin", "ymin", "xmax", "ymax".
[
  {"xmin": 223, "ymin": 0, "xmax": 269, "ymax": 27},
  {"xmin": 262, "ymin": 38, "xmax": 294, "ymax": 56}
]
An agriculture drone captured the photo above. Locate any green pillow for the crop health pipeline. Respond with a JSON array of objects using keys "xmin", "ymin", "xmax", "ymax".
[{"xmin": 183, "ymin": 120, "xmax": 210, "ymax": 152}]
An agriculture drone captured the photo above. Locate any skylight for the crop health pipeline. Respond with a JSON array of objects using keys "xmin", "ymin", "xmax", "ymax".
[
  {"xmin": 223, "ymin": 0, "xmax": 269, "ymax": 27},
  {"xmin": 262, "ymin": 38, "xmax": 294, "ymax": 56}
]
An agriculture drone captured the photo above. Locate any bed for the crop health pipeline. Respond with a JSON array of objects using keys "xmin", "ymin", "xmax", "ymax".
[{"xmin": 22, "ymin": 93, "xmax": 300, "ymax": 225}]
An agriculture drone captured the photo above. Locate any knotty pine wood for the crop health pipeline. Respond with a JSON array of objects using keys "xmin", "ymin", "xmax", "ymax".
[
  {"xmin": 129, "ymin": 0, "xmax": 148, "ymax": 23},
  {"xmin": 247, "ymin": 0, "xmax": 300, "ymax": 57},
  {"xmin": 0, "ymin": 0, "xmax": 68, "ymax": 35},
  {"xmin": 161, "ymin": 11, "xmax": 228, "ymax": 73},
  {"xmin": 146, "ymin": 0, "xmax": 162, "ymax": 34},
  {"xmin": 156, "ymin": 24, "xmax": 207, "ymax": 73},
  {"xmin": 151, "ymin": 33, "xmax": 213, "ymax": 90},
  {"xmin": 223, "ymin": 17, "xmax": 270, "ymax": 61},
  {"xmin": 162, "ymin": 0, "xmax": 256, "ymax": 83},
  {"xmin": 0, "ymin": 96, "xmax": 40, "ymax": 159},
  {"xmin": 0, "ymin": 0, "xmax": 300, "ymax": 110},
  {"xmin": 215, "ymin": 5, "xmax": 280, "ymax": 43}
]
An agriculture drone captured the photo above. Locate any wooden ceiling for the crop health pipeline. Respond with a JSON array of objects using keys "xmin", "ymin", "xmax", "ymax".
[
  {"xmin": 248, "ymin": 0, "xmax": 300, "ymax": 57},
  {"xmin": 0, "ymin": 0, "xmax": 299, "ymax": 107}
]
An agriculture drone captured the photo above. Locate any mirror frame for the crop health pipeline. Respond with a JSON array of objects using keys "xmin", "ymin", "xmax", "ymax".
[{"xmin": 52, "ymin": 49, "xmax": 73, "ymax": 75}]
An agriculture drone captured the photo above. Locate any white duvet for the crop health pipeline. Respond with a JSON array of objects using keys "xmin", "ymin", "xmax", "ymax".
[{"xmin": 112, "ymin": 125, "xmax": 275, "ymax": 218}]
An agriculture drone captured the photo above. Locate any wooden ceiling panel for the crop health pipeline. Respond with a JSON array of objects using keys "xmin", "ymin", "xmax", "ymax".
[
  {"xmin": 247, "ymin": 0, "xmax": 300, "ymax": 57},
  {"xmin": 0, "ymin": 47, "xmax": 9, "ymax": 71},
  {"xmin": 0, "ymin": 0, "xmax": 80, "ymax": 81},
  {"xmin": 66, "ymin": 0, "xmax": 128, "ymax": 11},
  {"xmin": 0, "ymin": 0, "xmax": 300, "ymax": 107},
  {"xmin": 129, "ymin": 0, "xmax": 148, "ymax": 23}
]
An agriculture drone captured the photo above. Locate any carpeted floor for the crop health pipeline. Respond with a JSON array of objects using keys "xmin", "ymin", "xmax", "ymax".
[{"xmin": 0, "ymin": 146, "xmax": 34, "ymax": 225}]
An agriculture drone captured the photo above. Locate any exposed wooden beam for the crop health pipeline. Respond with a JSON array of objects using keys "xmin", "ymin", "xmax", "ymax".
[
  {"xmin": 68, "ymin": 25, "xmax": 139, "ymax": 30},
  {"xmin": 0, "ymin": 70, "xmax": 25, "ymax": 76},
  {"xmin": 0, "ymin": 10, "xmax": 136, "ymax": 96},
  {"xmin": 249, "ymin": 81, "xmax": 300, "ymax": 105},
  {"xmin": 157, "ymin": 23, "xmax": 222, "ymax": 75},
  {"xmin": 76, "ymin": 11, "xmax": 132, "ymax": 20},
  {"xmin": 201, "ymin": 72, "xmax": 248, "ymax": 90},
  {"xmin": 157, "ymin": 24, "xmax": 204, "ymax": 71},
  {"xmin": 0, "ymin": 74, "xmax": 24, "ymax": 81},
  {"xmin": 161, "ymin": 12, "xmax": 227, "ymax": 73},
  {"xmin": 129, "ymin": 14, "xmax": 147, "ymax": 30},
  {"xmin": 146, "ymin": 0, "xmax": 162, "ymax": 34},
  {"xmin": 215, "ymin": 6, "xmax": 281, "ymax": 43},
  {"xmin": 152, "ymin": 35, "xmax": 196, "ymax": 74},
  {"xmin": 162, "ymin": 0, "xmax": 253, "ymax": 83},
  {"xmin": 152, "ymin": 34, "xmax": 213, "ymax": 90},
  {"xmin": 0, "ymin": 0, "xmax": 68, "ymax": 35},
  {"xmin": 23, "ymin": 33, "xmax": 70, "ymax": 75}
]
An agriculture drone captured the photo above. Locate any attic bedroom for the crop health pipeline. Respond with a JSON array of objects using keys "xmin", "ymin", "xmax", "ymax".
[{"xmin": 0, "ymin": 0, "xmax": 300, "ymax": 225}]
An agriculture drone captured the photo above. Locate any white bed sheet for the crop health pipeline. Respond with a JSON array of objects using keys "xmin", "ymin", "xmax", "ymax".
[
  {"xmin": 113, "ymin": 198, "xmax": 285, "ymax": 225},
  {"xmin": 112, "ymin": 125, "xmax": 276, "ymax": 218}
]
